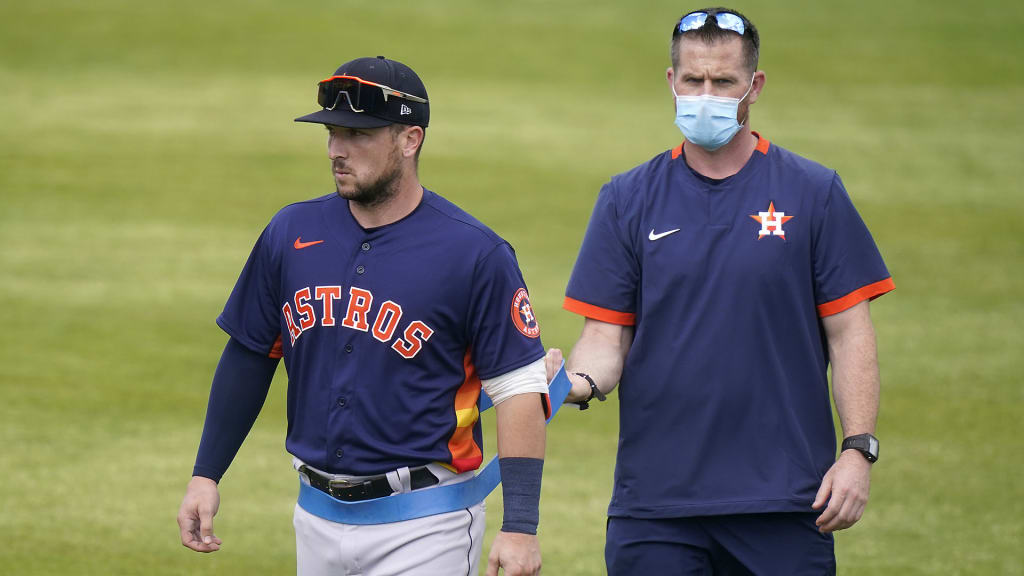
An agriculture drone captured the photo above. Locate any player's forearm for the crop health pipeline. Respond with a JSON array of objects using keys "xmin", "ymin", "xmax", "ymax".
[
  {"xmin": 192, "ymin": 337, "xmax": 278, "ymax": 482},
  {"xmin": 823, "ymin": 301, "xmax": 880, "ymax": 437},
  {"xmin": 566, "ymin": 318, "xmax": 633, "ymax": 396},
  {"xmin": 494, "ymin": 393, "xmax": 546, "ymax": 535},
  {"xmin": 494, "ymin": 393, "xmax": 546, "ymax": 458}
]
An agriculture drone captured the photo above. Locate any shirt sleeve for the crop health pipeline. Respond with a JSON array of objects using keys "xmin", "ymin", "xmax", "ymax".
[
  {"xmin": 216, "ymin": 225, "xmax": 284, "ymax": 358},
  {"xmin": 563, "ymin": 181, "xmax": 639, "ymax": 325},
  {"xmin": 812, "ymin": 173, "xmax": 894, "ymax": 317},
  {"xmin": 465, "ymin": 243, "xmax": 545, "ymax": 380}
]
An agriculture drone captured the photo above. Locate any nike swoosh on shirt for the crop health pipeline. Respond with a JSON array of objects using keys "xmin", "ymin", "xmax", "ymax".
[
  {"xmin": 294, "ymin": 237, "xmax": 325, "ymax": 250},
  {"xmin": 648, "ymin": 228, "xmax": 681, "ymax": 241}
]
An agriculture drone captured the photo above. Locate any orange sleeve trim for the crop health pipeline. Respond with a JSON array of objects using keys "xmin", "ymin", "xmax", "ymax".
[
  {"xmin": 269, "ymin": 334, "xmax": 283, "ymax": 359},
  {"xmin": 563, "ymin": 296, "xmax": 636, "ymax": 326},
  {"xmin": 817, "ymin": 277, "xmax": 895, "ymax": 317},
  {"xmin": 671, "ymin": 143, "xmax": 683, "ymax": 160},
  {"xmin": 751, "ymin": 131, "xmax": 770, "ymax": 155}
]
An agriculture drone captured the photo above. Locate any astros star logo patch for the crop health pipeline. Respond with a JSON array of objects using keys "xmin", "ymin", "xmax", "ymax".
[
  {"xmin": 510, "ymin": 288, "xmax": 540, "ymax": 338},
  {"xmin": 749, "ymin": 201, "xmax": 794, "ymax": 240}
]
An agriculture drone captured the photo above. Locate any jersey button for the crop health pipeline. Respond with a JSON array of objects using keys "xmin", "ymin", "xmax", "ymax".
[
  {"xmin": 344, "ymin": 344, "xmax": 353, "ymax": 353},
  {"xmin": 337, "ymin": 397, "xmax": 347, "ymax": 407},
  {"xmin": 356, "ymin": 265, "xmax": 365, "ymax": 275},
  {"xmin": 335, "ymin": 449, "xmax": 344, "ymax": 458},
  {"xmin": 361, "ymin": 242, "xmax": 371, "ymax": 252}
]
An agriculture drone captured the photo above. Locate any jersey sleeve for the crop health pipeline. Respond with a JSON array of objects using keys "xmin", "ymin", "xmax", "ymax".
[
  {"xmin": 216, "ymin": 225, "xmax": 284, "ymax": 358},
  {"xmin": 465, "ymin": 243, "xmax": 545, "ymax": 380},
  {"xmin": 812, "ymin": 173, "xmax": 894, "ymax": 317},
  {"xmin": 563, "ymin": 181, "xmax": 639, "ymax": 325}
]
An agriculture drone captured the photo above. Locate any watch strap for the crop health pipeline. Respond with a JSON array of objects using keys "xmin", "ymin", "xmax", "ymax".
[{"xmin": 841, "ymin": 433, "xmax": 879, "ymax": 463}]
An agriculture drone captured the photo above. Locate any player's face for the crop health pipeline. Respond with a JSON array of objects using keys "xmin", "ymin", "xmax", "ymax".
[
  {"xmin": 669, "ymin": 36, "xmax": 761, "ymax": 124},
  {"xmin": 327, "ymin": 125, "xmax": 404, "ymax": 206}
]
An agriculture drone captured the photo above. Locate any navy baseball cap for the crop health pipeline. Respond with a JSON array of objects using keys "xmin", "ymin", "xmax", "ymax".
[{"xmin": 295, "ymin": 56, "xmax": 429, "ymax": 128}]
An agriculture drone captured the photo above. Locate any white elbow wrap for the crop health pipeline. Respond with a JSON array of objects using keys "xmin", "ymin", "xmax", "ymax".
[{"xmin": 481, "ymin": 358, "xmax": 548, "ymax": 406}]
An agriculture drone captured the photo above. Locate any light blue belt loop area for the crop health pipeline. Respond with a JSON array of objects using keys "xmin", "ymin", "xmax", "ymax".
[{"xmin": 297, "ymin": 364, "xmax": 573, "ymax": 525}]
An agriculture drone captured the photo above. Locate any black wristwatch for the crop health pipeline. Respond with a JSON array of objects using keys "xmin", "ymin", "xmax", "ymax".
[
  {"xmin": 841, "ymin": 433, "xmax": 879, "ymax": 463},
  {"xmin": 573, "ymin": 372, "xmax": 606, "ymax": 410}
]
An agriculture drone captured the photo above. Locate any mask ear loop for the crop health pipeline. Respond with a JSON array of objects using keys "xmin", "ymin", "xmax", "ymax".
[
  {"xmin": 736, "ymin": 71, "xmax": 757, "ymax": 127},
  {"xmin": 739, "ymin": 72, "xmax": 756, "ymax": 103}
]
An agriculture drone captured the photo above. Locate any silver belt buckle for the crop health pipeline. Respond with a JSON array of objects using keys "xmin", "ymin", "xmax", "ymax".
[
  {"xmin": 327, "ymin": 477, "xmax": 357, "ymax": 498},
  {"xmin": 328, "ymin": 477, "xmax": 357, "ymax": 488}
]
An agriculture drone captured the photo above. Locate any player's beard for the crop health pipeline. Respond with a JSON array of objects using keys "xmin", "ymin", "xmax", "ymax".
[{"xmin": 334, "ymin": 145, "xmax": 403, "ymax": 208}]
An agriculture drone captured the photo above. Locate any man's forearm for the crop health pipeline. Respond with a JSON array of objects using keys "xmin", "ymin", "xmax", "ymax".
[
  {"xmin": 495, "ymin": 392, "xmax": 546, "ymax": 459},
  {"xmin": 566, "ymin": 318, "xmax": 634, "ymax": 397},
  {"xmin": 824, "ymin": 301, "xmax": 880, "ymax": 437},
  {"xmin": 494, "ymin": 393, "xmax": 546, "ymax": 534},
  {"xmin": 193, "ymin": 338, "xmax": 279, "ymax": 481}
]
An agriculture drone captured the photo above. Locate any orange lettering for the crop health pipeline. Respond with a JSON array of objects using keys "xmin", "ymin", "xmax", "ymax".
[
  {"xmin": 392, "ymin": 321, "xmax": 434, "ymax": 359},
  {"xmin": 294, "ymin": 287, "xmax": 316, "ymax": 331},
  {"xmin": 315, "ymin": 286, "xmax": 343, "ymax": 327},
  {"xmin": 282, "ymin": 302, "xmax": 302, "ymax": 344},
  {"xmin": 342, "ymin": 287, "xmax": 372, "ymax": 332},
  {"xmin": 372, "ymin": 301, "xmax": 403, "ymax": 343}
]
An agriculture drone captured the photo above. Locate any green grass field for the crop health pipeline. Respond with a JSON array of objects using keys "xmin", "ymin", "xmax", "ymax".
[{"xmin": 1, "ymin": 0, "xmax": 1022, "ymax": 574}]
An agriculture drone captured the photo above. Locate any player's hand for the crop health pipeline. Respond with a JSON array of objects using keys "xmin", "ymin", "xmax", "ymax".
[
  {"xmin": 177, "ymin": 476, "xmax": 223, "ymax": 552},
  {"xmin": 486, "ymin": 530, "xmax": 541, "ymax": 576},
  {"xmin": 544, "ymin": 348, "xmax": 591, "ymax": 404},
  {"xmin": 543, "ymin": 348, "xmax": 562, "ymax": 383},
  {"xmin": 812, "ymin": 449, "xmax": 871, "ymax": 533}
]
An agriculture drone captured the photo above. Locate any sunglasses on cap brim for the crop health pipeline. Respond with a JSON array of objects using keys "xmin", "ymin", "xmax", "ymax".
[
  {"xmin": 674, "ymin": 11, "xmax": 746, "ymax": 36},
  {"xmin": 316, "ymin": 75, "xmax": 427, "ymax": 115}
]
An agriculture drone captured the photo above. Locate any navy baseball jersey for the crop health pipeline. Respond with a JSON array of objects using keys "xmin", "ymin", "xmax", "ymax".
[
  {"xmin": 218, "ymin": 189, "xmax": 545, "ymax": 475},
  {"xmin": 565, "ymin": 133, "xmax": 893, "ymax": 518}
]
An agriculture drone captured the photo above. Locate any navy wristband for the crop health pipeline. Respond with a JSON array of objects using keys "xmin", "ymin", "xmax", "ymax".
[{"xmin": 499, "ymin": 457, "xmax": 544, "ymax": 535}]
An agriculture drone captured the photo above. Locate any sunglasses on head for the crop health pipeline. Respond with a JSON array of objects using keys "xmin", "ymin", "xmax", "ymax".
[
  {"xmin": 674, "ymin": 11, "xmax": 746, "ymax": 36},
  {"xmin": 316, "ymin": 75, "xmax": 428, "ymax": 114}
]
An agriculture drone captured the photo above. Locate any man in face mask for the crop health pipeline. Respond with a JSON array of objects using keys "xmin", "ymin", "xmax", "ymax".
[{"xmin": 546, "ymin": 7, "xmax": 894, "ymax": 574}]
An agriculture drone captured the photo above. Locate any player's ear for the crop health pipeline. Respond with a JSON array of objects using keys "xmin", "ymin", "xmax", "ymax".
[
  {"xmin": 748, "ymin": 70, "xmax": 766, "ymax": 105},
  {"xmin": 397, "ymin": 125, "xmax": 424, "ymax": 160}
]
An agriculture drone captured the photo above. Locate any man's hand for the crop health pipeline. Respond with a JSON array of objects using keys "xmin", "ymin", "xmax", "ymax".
[
  {"xmin": 543, "ymin": 348, "xmax": 591, "ymax": 404},
  {"xmin": 543, "ymin": 348, "xmax": 562, "ymax": 383},
  {"xmin": 177, "ymin": 476, "xmax": 223, "ymax": 552},
  {"xmin": 486, "ymin": 530, "xmax": 541, "ymax": 576},
  {"xmin": 812, "ymin": 450, "xmax": 872, "ymax": 533}
]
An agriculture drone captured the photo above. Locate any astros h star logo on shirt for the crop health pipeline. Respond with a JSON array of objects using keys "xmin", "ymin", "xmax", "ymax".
[{"xmin": 749, "ymin": 201, "xmax": 794, "ymax": 240}]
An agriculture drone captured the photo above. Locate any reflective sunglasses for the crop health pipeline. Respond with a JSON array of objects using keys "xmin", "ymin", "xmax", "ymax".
[
  {"xmin": 674, "ymin": 11, "xmax": 746, "ymax": 36},
  {"xmin": 316, "ymin": 75, "xmax": 428, "ymax": 114}
]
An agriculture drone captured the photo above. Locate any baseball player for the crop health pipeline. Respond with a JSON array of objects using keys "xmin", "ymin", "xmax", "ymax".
[
  {"xmin": 546, "ymin": 8, "xmax": 893, "ymax": 574},
  {"xmin": 177, "ymin": 56, "xmax": 549, "ymax": 576}
]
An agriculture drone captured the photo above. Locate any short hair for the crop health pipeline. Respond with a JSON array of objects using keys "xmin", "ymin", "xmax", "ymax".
[{"xmin": 670, "ymin": 7, "xmax": 759, "ymax": 73}]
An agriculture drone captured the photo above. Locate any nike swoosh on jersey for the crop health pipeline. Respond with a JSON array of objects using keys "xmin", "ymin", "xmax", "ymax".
[
  {"xmin": 648, "ymin": 228, "xmax": 681, "ymax": 241},
  {"xmin": 294, "ymin": 237, "xmax": 325, "ymax": 250}
]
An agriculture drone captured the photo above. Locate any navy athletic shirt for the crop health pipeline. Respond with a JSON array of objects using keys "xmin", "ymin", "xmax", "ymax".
[
  {"xmin": 218, "ymin": 189, "xmax": 546, "ymax": 476},
  {"xmin": 565, "ymin": 134, "xmax": 893, "ymax": 518}
]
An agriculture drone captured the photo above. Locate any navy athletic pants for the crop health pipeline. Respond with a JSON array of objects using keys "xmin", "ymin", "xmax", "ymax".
[{"xmin": 606, "ymin": 513, "xmax": 835, "ymax": 575}]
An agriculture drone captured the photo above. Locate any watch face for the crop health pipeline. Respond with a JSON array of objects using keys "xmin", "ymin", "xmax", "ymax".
[{"xmin": 868, "ymin": 436, "xmax": 879, "ymax": 457}]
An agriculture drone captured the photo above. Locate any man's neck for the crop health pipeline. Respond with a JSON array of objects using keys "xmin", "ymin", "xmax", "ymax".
[
  {"xmin": 349, "ymin": 173, "xmax": 424, "ymax": 229},
  {"xmin": 683, "ymin": 127, "xmax": 758, "ymax": 180}
]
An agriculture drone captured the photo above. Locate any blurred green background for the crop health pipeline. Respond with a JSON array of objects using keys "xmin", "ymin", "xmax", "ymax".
[{"xmin": 1, "ymin": 0, "xmax": 1021, "ymax": 574}]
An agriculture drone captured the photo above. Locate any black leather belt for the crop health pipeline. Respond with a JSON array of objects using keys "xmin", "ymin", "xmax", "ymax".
[{"xmin": 299, "ymin": 465, "xmax": 440, "ymax": 502}]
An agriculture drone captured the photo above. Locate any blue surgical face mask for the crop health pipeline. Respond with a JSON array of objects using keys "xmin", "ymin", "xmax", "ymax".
[{"xmin": 672, "ymin": 73, "xmax": 755, "ymax": 151}]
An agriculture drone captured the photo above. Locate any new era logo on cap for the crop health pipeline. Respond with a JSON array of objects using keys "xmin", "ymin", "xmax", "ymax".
[{"xmin": 400, "ymin": 104, "xmax": 412, "ymax": 116}]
